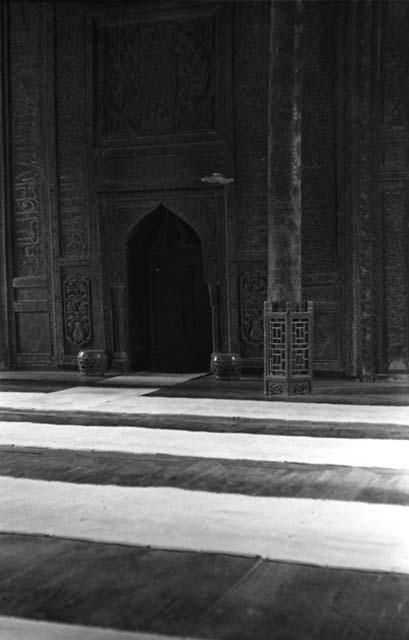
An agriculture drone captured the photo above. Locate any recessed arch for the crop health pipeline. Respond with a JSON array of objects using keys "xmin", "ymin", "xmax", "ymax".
[{"xmin": 127, "ymin": 204, "xmax": 212, "ymax": 372}]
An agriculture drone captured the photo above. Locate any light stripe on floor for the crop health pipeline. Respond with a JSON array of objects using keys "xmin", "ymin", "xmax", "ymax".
[
  {"xmin": 0, "ymin": 392, "xmax": 408, "ymax": 424},
  {"xmin": 0, "ymin": 616, "xmax": 206, "ymax": 640},
  {"xmin": 97, "ymin": 372, "xmax": 206, "ymax": 387},
  {"xmin": 1, "ymin": 422, "xmax": 409, "ymax": 469},
  {"xmin": 1, "ymin": 477, "xmax": 409, "ymax": 574}
]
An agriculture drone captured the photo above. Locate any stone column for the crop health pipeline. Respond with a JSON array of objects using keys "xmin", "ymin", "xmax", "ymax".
[
  {"xmin": 267, "ymin": 0, "xmax": 302, "ymax": 305},
  {"xmin": 264, "ymin": 0, "xmax": 313, "ymax": 396}
]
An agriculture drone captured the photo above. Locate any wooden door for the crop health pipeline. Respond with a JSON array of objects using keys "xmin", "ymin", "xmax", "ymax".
[
  {"xmin": 127, "ymin": 208, "xmax": 212, "ymax": 372},
  {"xmin": 149, "ymin": 244, "xmax": 211, "ymax": 372}
]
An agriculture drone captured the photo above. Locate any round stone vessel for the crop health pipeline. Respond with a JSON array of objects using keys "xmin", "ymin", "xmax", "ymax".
[
  {"xmin": 210, "ymin": 352, "xmax": 242, "ymax": 380},
  {"xmin": 77, "ymin": 349, "xmax": 107, "ymax": 376}
]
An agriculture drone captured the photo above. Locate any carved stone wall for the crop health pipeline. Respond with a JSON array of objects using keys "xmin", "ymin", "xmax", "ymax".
[{"xmin": 4, "ymin": 0, "xmax": 406, "ymax": 376}]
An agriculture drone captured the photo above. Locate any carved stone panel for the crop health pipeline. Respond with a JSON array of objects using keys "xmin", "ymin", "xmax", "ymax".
[
  {"xmin": 234, "ymin": 1, "xmax": 269, "ymax": 252},
  {"xmin": 237, "ymin": 195, "xmax": 268, "ymax": 255},
  {"xmin": 7, "ymin": 3, "xmax": 59, "ymax": 368},
  {"xmin": 56, "ymin": 5, "xmax": 89, "ymax": 260},
  {"xmin": 234, "ymin": 2, "xmax": 269, "ymax": 148},
  {"xmin": 239, "ymin": 267, "xmax": 267, "ymax": 358},
  {"xmin": 301, "ymin": 2, "xmax": 337, "ymax": 275},
  {"xmin": 15, "ymin": 312, "xmax": 51, "ymax": 355},
  {"xmin": 313, "ymin": 302, "xmax": 341, "ymax": 369},
  {"xmin": 382, "ymin": 2, "xmax": 409, "ymax": 131},
  {"xmin": 9, "ymin": 4, "xmax": 45, "ymax": 279},
  {"xmin": 62, "ymin": 273, "xmax": 92, "ymax": 352},
  {"xmin": 304, "ymin": 283, "xmax": 342, "ymax": 372},
  {"xmin": 94, "ymin": 9, "xmax": 217, "ymax": 145},
  {"xmin": 382, "ymin": 184, "xmax": 409, "ymax": 371},
  {"xmin": 12, "ymin": 157, "xmax": 42, "ymax": 278}
]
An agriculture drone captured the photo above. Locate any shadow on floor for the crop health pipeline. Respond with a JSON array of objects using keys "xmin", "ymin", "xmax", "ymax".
[
  {"xmin": 147, "ymin": 374, "xmax": 409, "ymax": 406},
  {"xmin": 0, "ymin": 370, "xmax": 408, "ymax": 405}
]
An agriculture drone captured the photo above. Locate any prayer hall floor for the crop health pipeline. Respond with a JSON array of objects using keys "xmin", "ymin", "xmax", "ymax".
[
  {"xmin": 0, "ymin": 369, "xmax": 408, "ymax": 405},
  {"xmin": 0, "ymin": 370, "xmax": 408, "ymax": 639}
]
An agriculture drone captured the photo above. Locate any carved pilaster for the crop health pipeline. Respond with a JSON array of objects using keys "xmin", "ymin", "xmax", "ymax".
[
  {"xmin": 0, "ymin": 2, "xmax": 10, "ymax": 369},
  {"xmin": 111, "ymin": 285, "xmax": 128, "ymax": 372},
  {"xmin": 382, "ymin": 184, "xmax": 409, "ymax": 372},
  {"xmin": 358, "ymin": 2, "xmax": 379, "ymax": 380},
  {"xmin": 8, "ymin": 2, "xmax": 56, "ymax": 368},
  {"xmin": 55, "ymin": 4, "xmax": 89, "ymax": 261},
  {"xmin": 9, "ymin": 4, "xmax": 45, "ymax": 280},
  {"xmin": 343, "ymin": 1, "xmax": 381, "ymax": 380},
  {"xmin": 379, "ymin": 1, "xmax": 409, "ymax": 373}
]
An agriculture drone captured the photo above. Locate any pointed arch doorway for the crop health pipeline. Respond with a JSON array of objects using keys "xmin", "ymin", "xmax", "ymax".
[{"xmin": 127, "ymin": 206, "xmax": 212, "ymax": 372}]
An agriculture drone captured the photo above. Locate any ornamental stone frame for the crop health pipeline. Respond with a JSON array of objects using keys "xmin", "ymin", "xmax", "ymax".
[{"xmin": 98, "ymin": 190, "xmax": 225, "ymax": 370}]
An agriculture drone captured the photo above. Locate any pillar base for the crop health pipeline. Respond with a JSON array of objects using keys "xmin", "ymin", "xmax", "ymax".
[
  {"xmin": 264, "ymin": 378, "xmax": 312, "ymax": 397},
  {"xmin": 264, "ymin": 301, "xmax": 313, "ymax": 398}
]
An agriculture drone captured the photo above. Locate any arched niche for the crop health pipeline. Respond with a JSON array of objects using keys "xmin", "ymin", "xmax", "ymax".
[
  {"xmin": 126, "ymin": 205, "xmax": 212, "ymax": 372},
  {"xmin": 99, "ymin": 192, "xmax": 223, "ymax": 371}
]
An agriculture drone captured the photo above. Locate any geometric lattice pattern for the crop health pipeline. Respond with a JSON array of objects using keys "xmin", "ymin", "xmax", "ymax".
[
  {"xmin": 291, "ymin": 317, "xmax": 310, "ymax": 375},
  {"xmin": 264, "ymin": 301, "xmax": 313, "ymax": 397},
  {"xmin": 268, "ymin": 317, "xmax": 287, "ymax": 376}
]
